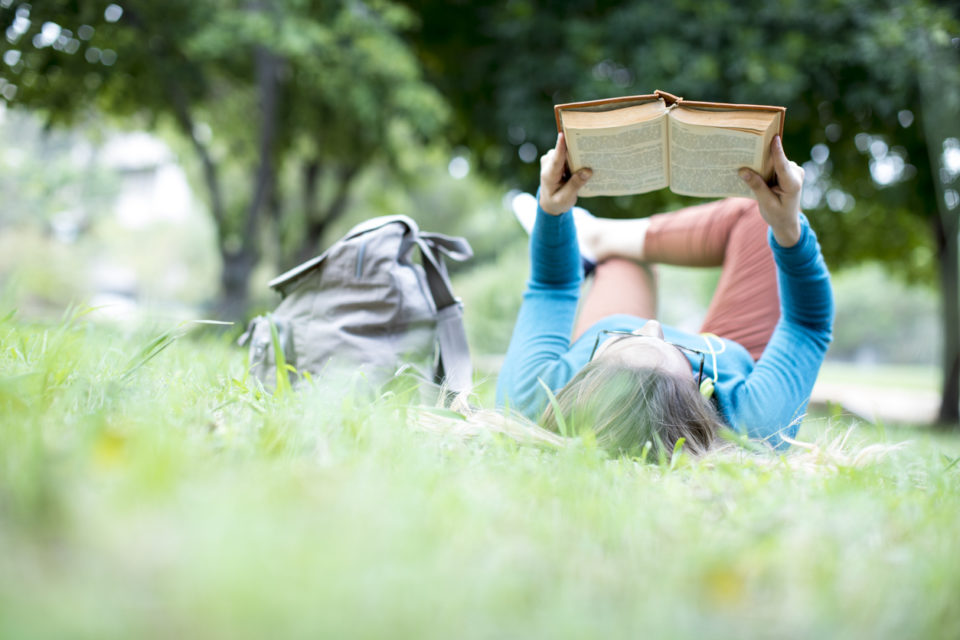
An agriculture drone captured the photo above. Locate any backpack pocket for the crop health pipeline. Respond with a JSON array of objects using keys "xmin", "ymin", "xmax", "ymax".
[{"xmin": 239, "ymin": 314, "xmax": 295, "ymax": 389}]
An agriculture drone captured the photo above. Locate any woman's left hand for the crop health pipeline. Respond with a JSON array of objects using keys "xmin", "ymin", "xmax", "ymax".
[{"xmin": 739, "ymin": 136, "xmax": 804, "ymax": 247}]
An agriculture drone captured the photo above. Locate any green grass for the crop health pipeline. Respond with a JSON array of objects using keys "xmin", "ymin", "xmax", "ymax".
[{"xmin": 2, "ymin": 311, "xmax": 959, "ymax": 639}]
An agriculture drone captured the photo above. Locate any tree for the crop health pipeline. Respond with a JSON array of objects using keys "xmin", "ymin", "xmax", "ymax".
[
  {"xmin": 403, "ymin": 0, "xmax": 960, "ymax": 424},
  {"xmin": 0, "ymin": 0, "xmax": 446, "ymax": 317}
]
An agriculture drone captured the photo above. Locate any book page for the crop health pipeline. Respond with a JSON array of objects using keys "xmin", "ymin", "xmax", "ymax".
[
  {"xmin": 669, "ymin": 104, "xmax": 780, "ymax": 132},
  {"xmin": 564, "ymin": 116, "xmax": 669, "ymax": 197},
  {"xmin": 667, "ymin": 117, "xmax": 764, "ymax": 198},
  {"xmin": 560, "ymin": 100, "xmax": 664, "ymax": 127}
]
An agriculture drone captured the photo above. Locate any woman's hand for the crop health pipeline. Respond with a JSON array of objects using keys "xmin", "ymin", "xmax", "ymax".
[
  {"xmin": 539, "ymin": 133, "xmax": 592, "ymax": 216},
  {"xmin": 739, "ymin": 136, "xmax": 803, "ymax": 247}
]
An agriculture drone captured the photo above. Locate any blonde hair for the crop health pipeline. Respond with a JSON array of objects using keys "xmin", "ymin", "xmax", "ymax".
[
  {"xmin": 413, "ymin": 390, "xmax": 906, "ymax": 472},
  {"xmin": 413, "ymin": 404, "xmax": 905, "ymax": 472},
  {"xmin": 539, "ymin": 360, "xmax": 724, "ymax": 457}
]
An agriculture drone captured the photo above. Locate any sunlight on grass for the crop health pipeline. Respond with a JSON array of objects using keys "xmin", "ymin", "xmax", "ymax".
[{"xmin": 1, "ymin": 311, "xmax": 958, "ymax": 639}]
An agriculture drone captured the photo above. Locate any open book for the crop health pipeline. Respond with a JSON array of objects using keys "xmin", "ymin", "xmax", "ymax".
[{"xmin": 554, "ymin": 90, "xmax": 785, "ymax": 198}]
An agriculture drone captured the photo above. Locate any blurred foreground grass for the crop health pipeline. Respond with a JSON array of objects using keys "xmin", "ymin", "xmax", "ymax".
[{"xmin": 2, "ymin": 311, "xmax": 959, "ymax": 639}]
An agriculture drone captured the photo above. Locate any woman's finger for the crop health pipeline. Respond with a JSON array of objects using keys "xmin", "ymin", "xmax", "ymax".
[
  {"xmin": 739, "ymin": 168, "xmax": 777, "ymax": 210},
  {"xmin": 769, "ymin": 137, "xmax": 805, "ymax": 196},
  {"xmin": 770, "ymin": 136, "xmax": 790, "ymax": 176},
  {"xmin": 554, "ymin": 168, "xmax": 592, "ymax": 203},
  {"xmin": 541, "ymin": 135, "xmax": 568, "ymax": 187}
]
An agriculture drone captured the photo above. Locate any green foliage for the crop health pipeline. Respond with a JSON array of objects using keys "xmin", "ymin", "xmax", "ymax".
[
  {"xmin": 1, "ymin": 0, "xmax": 448, "ymax": 307},
  {"xmin": 1, "ymin": 312, "xmax": 960, "ymax": 637},
  {"xmin": 407, "ymin": 0, "xmax": 960, "ymax": 280}
]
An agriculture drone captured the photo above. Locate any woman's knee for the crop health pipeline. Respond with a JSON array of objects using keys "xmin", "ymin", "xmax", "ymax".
[
  {"xmin": 594, "ymin": 257, "xmax": 658, "ymax": 283},
  {"xmin": 723, "ymin": 197, "xmax": 762, "ymax": 220}
]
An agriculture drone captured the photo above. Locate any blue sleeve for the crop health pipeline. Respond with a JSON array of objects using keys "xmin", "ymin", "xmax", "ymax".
[
  {"xmin": 495, "ymin": 203, "xmax": 584, "ymax": 417},
  {"xmin": 727, "ymin": 215, "xmax": 834, "ymax": 448}
]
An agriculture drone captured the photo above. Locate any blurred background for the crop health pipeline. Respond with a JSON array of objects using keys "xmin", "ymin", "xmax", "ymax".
[{"xmin": 1, "ymin": 0, "xmax": 958, "ymax": 424}]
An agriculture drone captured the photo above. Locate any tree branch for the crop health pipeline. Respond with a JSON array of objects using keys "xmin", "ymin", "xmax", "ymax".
[
  {"xmin": 293, "ymin": 162, "xmax": 361, "ymax": 266},
  {"xmin": 169, "ymin": 86, "xmax": 226, "ymax": 235},
  {"xmin": 242, "ymin": 44, "xmax": 281, "ymax": 257}
]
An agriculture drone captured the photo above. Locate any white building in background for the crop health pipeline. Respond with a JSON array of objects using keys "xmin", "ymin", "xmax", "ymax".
[
  {"xmin": 100, "ymin": 132, "xmax": 194, "ymax": 229},
  {"xmin": 89, "ymin": 132, "xmax": 203, "ymax": 323}
]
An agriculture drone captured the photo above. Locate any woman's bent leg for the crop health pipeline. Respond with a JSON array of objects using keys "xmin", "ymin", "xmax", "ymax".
[
  {"xmin": 644, "ymin": 198, "xmax": 779, "ymax": 359},
  {"xmin": 572, "ymin": 258, "xmax": 657, "ymax": 342},
  {"xmin": 697, "ymin": 203, "xmax": 779, "ymax": 359}
]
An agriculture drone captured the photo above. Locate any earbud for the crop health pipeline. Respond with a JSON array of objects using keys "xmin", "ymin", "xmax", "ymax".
[
  {"xmin": 699, "ymin": 377, "xmax": 714, "ymax": 399},
  {"xmin": 698, "ymin": 333, "xmax": 722, "ymax": 400}
]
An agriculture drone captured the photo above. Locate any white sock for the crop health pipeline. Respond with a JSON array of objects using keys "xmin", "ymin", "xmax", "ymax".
[{"xmin": 576, "ymin": 209, "xmax": 650, "ymax": 263}]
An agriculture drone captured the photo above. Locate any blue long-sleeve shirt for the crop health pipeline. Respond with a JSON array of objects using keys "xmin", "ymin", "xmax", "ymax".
[{"xmin": 495, "ymin": 204, "xmax": 834, "ymax": 449}]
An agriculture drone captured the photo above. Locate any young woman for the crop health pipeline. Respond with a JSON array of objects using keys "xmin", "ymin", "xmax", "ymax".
[{"xmin": 496, "ymin": 133, "xmax": 833, "ymax": 455}]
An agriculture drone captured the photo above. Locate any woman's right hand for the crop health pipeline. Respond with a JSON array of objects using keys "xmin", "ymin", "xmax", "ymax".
[{"xmin": 539, "ymin": 133, "xmax": 592, "ymax": 216}]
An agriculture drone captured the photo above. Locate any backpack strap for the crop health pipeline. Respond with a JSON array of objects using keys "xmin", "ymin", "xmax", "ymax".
[
  {"xmin": 415, "ymin": 234, "xmax": 474, "ymax": 394},
  {"xmin": 419, "ymin": 232, "xmax": 473, "ymax": 263}
]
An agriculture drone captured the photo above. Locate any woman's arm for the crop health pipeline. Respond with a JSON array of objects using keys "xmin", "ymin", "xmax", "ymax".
[
  {"xmin": 728, "ymin": 220, "xmax": 834, "ymax": 447},
  {"xmin": 495, "ymin": 136, "xmax": 593, "ymax": 416},
  {"xmin": 733, "ymin": 138, "xmax": 834, "ymax": 447}
]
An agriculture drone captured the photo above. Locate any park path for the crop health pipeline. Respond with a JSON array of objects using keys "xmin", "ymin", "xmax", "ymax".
[{"xmin": 809, "ymin": 380, "xmax": 940, "ymax": 425}]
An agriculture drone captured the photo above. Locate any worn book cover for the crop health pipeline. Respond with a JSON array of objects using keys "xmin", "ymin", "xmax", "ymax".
[{"xmin": 554, "ymin": 90, "xmax": 785, "ymax": 198}]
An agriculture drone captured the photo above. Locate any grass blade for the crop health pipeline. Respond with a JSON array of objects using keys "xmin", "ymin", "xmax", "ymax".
[
  {"xmin": 119, "ymin": 326, "xmax": 185, "ymax": 381},
  {"xmin": 538, "ymin": 377, "xmax": 569, "ymax": 437},
  {"xmin": 269, "ymin": 317, "xmax": 292, "ymax": 397}
]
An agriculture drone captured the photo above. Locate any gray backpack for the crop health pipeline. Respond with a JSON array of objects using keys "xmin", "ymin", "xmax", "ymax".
[{"xmin": 239, "ymin": 215, "xmax": 473, "ymax": 393}]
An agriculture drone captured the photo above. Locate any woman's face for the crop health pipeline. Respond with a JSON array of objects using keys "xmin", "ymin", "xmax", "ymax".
[{"xmin": 592, "ymin": 320, "xmax": 694, "ymax": 380}]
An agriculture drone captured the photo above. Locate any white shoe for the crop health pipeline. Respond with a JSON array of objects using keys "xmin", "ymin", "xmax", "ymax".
[
  {"xmin": 511, "ymin": 192, "xmax": 538, "ymax": 235},
  {"xmin": 571, "ymin": 206, "xmax": 598, "ymax": 265}
]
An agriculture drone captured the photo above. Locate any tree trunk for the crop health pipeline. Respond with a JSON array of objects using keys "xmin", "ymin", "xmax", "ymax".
[
  {"xmin": 919, "ymin": 35, "xmax": 960, "ymax": 428},
  {"xmin": 291, "ymin": 162, "xmax": 360, "ymax": 267},
  {"xmin": 169, "ymin": 85, "xmax": 227, "ymax": 233},
  {"xmin": 217, "ymin": 248, "xmax": 258, "ymax": 320},
  {"xmin": 289, "ymin": 159, "xmax": 321, "ymax": 267},
  {"xmin": 242, "ymin": 44, "xmax": 280, "ymax": 247},
  {"xmin": 214, "ymin": 44, "xmax": 281, "ymax": 319},
  {"xmin": 935, "ymin": 215, "xmax": 960, "ymax": 425},
  {"xmin": 126, "ymin": 2, "xmax": 281, "ymax": 321}
]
